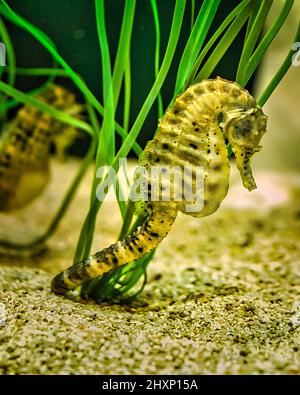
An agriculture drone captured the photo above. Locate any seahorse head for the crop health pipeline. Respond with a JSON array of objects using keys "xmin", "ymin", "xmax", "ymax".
[{"xmin": 223, "ymin": 106, "xmax": 267, "ymax": 191}]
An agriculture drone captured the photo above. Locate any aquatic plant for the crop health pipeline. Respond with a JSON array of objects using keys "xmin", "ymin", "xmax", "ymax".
[{"xmin": 0, "ymin": 0, "xmax": 299, "ymax": 303}]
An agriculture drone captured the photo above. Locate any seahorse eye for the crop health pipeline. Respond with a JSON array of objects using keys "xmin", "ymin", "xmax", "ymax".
[{"xmin": 232, "ymin": 118, "xmax": 254, "ymax": 141}]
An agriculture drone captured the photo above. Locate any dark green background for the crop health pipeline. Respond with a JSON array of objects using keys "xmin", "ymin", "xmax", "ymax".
[{"xmin": 5, "ymin": 0, "xmax": 254, "ymax": 154}]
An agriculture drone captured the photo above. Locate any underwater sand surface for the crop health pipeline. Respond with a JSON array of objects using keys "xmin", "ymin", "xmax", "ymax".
[{"xmin": 0, "ymin": 161, "xmax": 299, "ymax": 374}]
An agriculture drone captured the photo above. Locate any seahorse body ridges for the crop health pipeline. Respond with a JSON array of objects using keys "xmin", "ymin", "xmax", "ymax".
[
  {"xmin": 51, "ymin": 77, "xmax": 267, "ymax": 296},
  {"xmin": 0, "ymin": 85, "xmax": 82, "ymax": 211}
]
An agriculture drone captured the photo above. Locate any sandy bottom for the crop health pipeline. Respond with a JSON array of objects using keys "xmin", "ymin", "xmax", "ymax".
[{"xmin": 0, "ymin": 161, "xmax": 299, "ymax": 374}]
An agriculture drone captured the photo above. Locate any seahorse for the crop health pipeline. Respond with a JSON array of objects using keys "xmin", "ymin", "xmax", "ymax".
[
  {"xmin": 51, "ymin": 77, "xmax": 267, "ymax": 296},
  {"xmin": 0, "ymin": 84, "xmax": 83, "ymax": 211}
]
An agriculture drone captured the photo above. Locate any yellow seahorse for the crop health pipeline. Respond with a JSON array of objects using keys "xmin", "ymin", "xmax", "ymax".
[
  {"xmin": 0, "ymin": 85, "xmax": 83, "ymax": 211},
  {"xmin": 51, "ymin": 77, "xmax": 267, "ymax": 296}
]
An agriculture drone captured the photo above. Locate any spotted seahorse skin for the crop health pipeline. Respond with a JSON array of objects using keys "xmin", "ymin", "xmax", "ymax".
[
  {"xmin": 51, "ymin": 77, "xmax": 267, "ymax": 296},
  {"xmin": 0, "ymin": 84, "xmax": 83, "ymax": 211}
]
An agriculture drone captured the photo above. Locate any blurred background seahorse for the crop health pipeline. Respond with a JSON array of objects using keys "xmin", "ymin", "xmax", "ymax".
[{"xmin": 0, "ymin": 84, "xmax": 83, "ymax": 212}]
